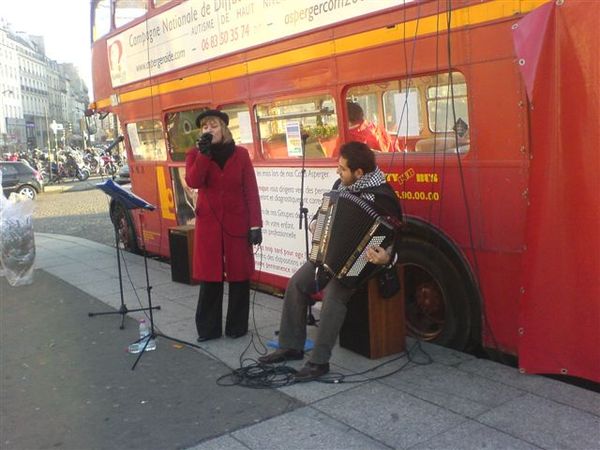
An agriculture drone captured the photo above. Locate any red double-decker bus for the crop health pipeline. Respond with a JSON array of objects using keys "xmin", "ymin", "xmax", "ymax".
[{"xmin": 88, "ymin": 0, "xmax": 599, "ymax": 382}]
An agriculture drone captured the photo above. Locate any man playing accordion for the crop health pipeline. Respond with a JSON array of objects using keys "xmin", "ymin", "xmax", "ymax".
[{"xmin": 259, "ymin": 141, "xmax": 403, "ymax": 381}]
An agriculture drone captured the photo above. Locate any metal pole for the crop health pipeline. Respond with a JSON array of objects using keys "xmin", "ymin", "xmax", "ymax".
[{"xmin": 44, "ymin": 103, "xmax": 51, "ymax": 151}]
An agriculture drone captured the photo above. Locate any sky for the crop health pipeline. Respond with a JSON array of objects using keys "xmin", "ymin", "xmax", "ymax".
[{"xmin": 1, "ymin": 0, "xmax": 93, "ymax": 93}]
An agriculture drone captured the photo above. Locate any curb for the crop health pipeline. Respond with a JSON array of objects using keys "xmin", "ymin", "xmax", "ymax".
[{"xmin": 42, "ymin": 176, "xmax": 109, "ymax": 194}]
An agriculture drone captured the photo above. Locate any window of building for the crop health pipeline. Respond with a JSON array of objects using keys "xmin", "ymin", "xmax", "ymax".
[
  {"xmin": 114, "ymin": 0, "xmax": 148, "ymax": 28},
  {"xmin": 345, "ymin": 71, "xmax": 469, "ymax": 153},
  {"xmin": 126, "ymin": 120, "xmax": 167, "ymax": 161},
  {"xmin": 255, "ymin": 95, "xmax": 338, "ymax": 159}
]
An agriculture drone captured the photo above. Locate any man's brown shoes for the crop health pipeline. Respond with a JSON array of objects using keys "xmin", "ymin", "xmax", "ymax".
[
  {"xmin": 293, "ymin": 361, "xmax": 330, "ymax": 382},
  {"xmin": 258, "ymin": 348, "xmax": 304, "ymax": 364}
]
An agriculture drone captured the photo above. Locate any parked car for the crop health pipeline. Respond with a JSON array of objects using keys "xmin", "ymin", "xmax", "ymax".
[
  {"xmin": 1, "ymin": 161, "xmax": 44, "ymax": 200},
  {"xmin": 114, "ymin": 163, "xmax": 130, "ymax": 185}
]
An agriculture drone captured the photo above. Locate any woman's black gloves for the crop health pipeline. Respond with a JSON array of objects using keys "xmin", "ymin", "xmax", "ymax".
[
  {"xmin": 196, "ymin": 133, "xmax": 213, "ymax": 156},
  {"xmin": 249, "ymin": 228, "xmax": 263, "ymax": 245}
]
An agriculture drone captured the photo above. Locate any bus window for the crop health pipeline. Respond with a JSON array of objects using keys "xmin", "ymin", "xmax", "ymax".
[
  {"xmin": 347, "ymin": 72, "xmax": 469, "ymax": 153},
  {"xmin": 421, "ymin": 72, "xmax": 470, "ymax": 153},
  {"xmin": 126, "ymin": 120, "xmax": 167, "ymax": 161},
  {"xmin": 255, "ymin": 95, "xmax": 338, "ymax": 160},
  {"xmin": 346, "ymin": 87, "xmax": 399, "ymax": 152},
  {"xmin": 166, "ymin": 108, "xmax": 206, "ymax": 162},
  {"xmin": 114, "ymin": 0, "xmax": 148, "ymax": 29},
  {"xmin": 427, "ymin": 73, "xmax": 469, "ymax": 133},
  {"xmin": 92, "ymin": 0, "xmax": 111, "ymax": 42},
  {"xmin": 220, "ymin": 104, "xmax": 255, "ymax": 160}
]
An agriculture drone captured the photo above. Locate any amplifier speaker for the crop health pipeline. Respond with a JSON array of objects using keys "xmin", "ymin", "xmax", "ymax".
[
  {"xmin": 168, "ymin": 225, "xmax": 198, "ymax": 285},
  {"xmin": 339, "ymin": 265, "xmax": 406, "ymax": 359}
]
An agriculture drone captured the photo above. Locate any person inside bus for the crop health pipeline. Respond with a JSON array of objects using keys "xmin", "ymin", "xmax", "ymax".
[
  {"xmin": 185, "ymin": 110, "xmax": 263, "ymax": 342},
  {"xmin": 347, "ymin": 101, "xmax": 398, "ymax": 152},
  {"xmin": 258, "ymin": 141, "xmax": 402, "ymax": 381}
]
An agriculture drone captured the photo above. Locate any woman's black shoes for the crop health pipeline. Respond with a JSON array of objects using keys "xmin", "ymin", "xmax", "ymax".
[
  {"xmin": 226, "ymin": 332, "xmax": 247, "ymax": 339},
  {"xmin": 196, "ymin": 332, "xmax": 247, "ymax": 342}
]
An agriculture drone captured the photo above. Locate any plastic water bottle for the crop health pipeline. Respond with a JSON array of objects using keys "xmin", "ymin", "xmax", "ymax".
[
  {"xmin": 127, "ymin": 319, "xmax": 156, "ymax": 353},
  {"xmin": 139, "ymin": 319, "xmax": 157, "ymax": 352}
]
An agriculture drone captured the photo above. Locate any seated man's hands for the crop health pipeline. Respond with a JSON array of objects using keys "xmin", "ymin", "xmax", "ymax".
[{"xmin": 365, "ymin": 246, "xmax": 392, "ymax": 265}]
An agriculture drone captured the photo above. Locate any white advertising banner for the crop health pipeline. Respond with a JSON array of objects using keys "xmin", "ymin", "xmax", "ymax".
[
  {"xmin": 108, "ymin": 0, "xmax": 409, "ymax": 87},
  {"xmin": 255, "ymin": 166, "xmax": 337, "ymax": 278}
]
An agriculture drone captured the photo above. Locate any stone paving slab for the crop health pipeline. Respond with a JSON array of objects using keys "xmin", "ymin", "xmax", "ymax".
[
  {"xmin": 409, "ymin": 421, "xmax": 540, "ymax": 450},
  {"xmin": 477, "ymin": 393, "xmax": 600, "ymax": 450},
  {"xmin": 380, "ymin": 362, "xmax": 525, "ymax": 418},
  {"xmin": 230, "ymin": 406, "xmax": 391, "ymax": 450},
  {"xmin": 313, "ymin": 382, "xmax": 467, "ymax": 449}
]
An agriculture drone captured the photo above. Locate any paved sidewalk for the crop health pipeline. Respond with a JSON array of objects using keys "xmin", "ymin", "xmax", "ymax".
[{"xmin": 2, "ymin": 233, "xmax": 599, "ymax": 450}]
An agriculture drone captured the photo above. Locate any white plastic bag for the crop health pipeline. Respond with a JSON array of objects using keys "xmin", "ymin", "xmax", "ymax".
[{"xmin": 0, "ymin": 175, "xmax": 36, "ymax": 286}]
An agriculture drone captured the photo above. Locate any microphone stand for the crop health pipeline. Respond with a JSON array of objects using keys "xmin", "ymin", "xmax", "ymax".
[
  {"xmin": 130, "ymin": 212, "xmax": 204, "ymax": 370},
  {"xmin": 298, "ymin": 133, "xmax": 317, "ymax": 326},
  {"xmin": 87, "ymin": 219, "xmax": 161, "ymax": 329}
]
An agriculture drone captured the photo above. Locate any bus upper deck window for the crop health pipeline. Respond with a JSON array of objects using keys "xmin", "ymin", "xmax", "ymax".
[
  {"xmin": 114, "ymin": 0, "xmax": 148, "ymax": 29},
  {"xmin": 92, "ymin": 0, "xmax": 111, "ymax": 42}
]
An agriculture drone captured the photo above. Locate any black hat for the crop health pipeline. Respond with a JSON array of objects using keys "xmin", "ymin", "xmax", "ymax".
[{"xmin": 196, "ymin": 109, "xmax": 229, "ymax": 127}]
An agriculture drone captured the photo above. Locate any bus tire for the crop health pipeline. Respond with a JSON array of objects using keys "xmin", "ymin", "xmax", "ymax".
[
  {"xmin": 111, "ymin": 202, "xmax": 139, "ymax": 254},
  {"xmin": 397, "ymin": 238, "xmax": 473, "ymax": 350}
]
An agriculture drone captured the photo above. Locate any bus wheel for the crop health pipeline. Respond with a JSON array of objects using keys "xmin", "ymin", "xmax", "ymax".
[
  {"xmin": 111, "ymin": 203, "xmax": 139, "ymax": 254},
  {"xmin": 398, "ymin": 239, "xmax": 472, "ymax": 350}
]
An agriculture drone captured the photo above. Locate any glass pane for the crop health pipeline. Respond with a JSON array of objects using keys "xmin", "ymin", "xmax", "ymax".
[
  {"xmin": 220, "ymin": 104, "xmax": 255, "ymax": 159},
  {"xmin": 127, "ymin": 120, "xmax": 167, "ymax": 161},
  {"xmin": 114, "ymin": 0, "xmax": 148, "ymax": 28},
  {"xmin": 427, "ymin": 96, "xmax": 469, "ymax": 133},
  {"xmin": 166, "ymin": 108, "xmax": 207, "ymax": 161},
  {"xmin": 425, "ymin": 72, "xmax": 468, "ymax": 133},
  {"xmin": 383, "ymin": 88, "xmax": 421, "ymax": 137},
  {"xmin": 92, "ymin": 0, "xmax": 111, "ymax": 41},
  {"xmin": 255, "ymin": 95, "xmax": 338, "ymax": 159},
  {"xmin": 346, "ymin": 86, "xmax": 399, "ymax": 152}
]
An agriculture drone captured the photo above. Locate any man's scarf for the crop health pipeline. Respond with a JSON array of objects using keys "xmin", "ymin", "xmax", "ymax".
[{"xmin": 338, "ymin": 167, "xmax": 386, "ymax": 202}]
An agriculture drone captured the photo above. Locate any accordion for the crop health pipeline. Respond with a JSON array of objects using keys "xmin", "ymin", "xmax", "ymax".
[{"xmin": 309, "ymin": 190, "xmax": 397, "ymax": 288}]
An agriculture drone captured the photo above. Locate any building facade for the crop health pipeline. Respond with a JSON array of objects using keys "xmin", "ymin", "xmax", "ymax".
[{"xmin": 0, "ymin": 18, "xmax": 89, "ymax": 154}]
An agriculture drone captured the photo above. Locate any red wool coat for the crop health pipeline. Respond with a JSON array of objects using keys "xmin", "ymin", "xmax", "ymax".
[{"xmin": 185, "ymin": 146, "xmax": 262, "ymax": 282}]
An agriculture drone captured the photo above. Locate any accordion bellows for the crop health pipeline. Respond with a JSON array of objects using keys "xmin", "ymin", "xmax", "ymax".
[{"xmin": 309, "ymin": 190, "xmax": 396, "ymax": 288}]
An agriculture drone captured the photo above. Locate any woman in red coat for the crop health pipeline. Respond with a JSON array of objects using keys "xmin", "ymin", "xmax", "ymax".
[{"xmin": 185, "ymin": 110, "xmax": 263, "ymax": 342}]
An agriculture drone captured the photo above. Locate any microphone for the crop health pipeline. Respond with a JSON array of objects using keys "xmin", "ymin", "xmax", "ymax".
[
  {"xmin": 196, "ymin": 132, "xmax": 213, "ymax": 153},
  {"xmin": 198, "ymin": 132, "xmax": 212, "ymax": 145}
]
